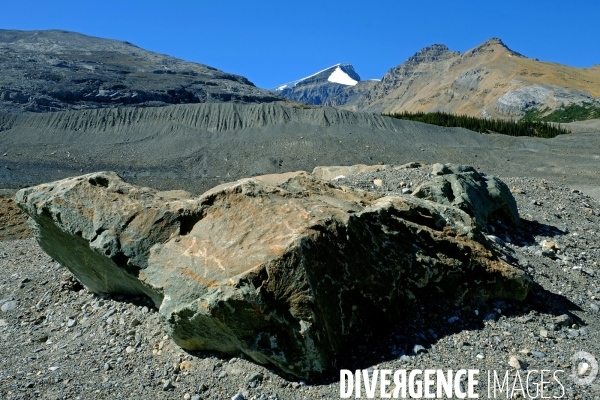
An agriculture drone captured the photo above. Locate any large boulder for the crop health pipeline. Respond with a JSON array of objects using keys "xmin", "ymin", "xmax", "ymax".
[
  {"xmin": 16, "ymin": 171, "xmax": 531, "ymax": 379},
  {"xmin": 413, "ymin": 164, "xmax": 520, "ymax": 229}
]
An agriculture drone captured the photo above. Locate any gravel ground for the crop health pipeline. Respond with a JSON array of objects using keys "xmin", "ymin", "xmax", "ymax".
[{"xmin": 1, "ymin": 166, "xmax": 599, "ymax": 399}]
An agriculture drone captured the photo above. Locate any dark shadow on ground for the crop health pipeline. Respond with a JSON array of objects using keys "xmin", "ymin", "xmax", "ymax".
[
  {"xmin": 90, "ymin": 279, "xmax": 582, "ymax": 387},
  {"xmin": 320, "ymin": 282, "xmax": 582, "ymax": 385},
  {"xmin": 487, "ymin": 217, "xmax": 566, "ymax": 248},
  {"xmin": 173, "ymin": 284, "xmax": 584, "ymax": 388},
  {"xmin": 85, "ymin": 217, "xmax": 580, "ymax": 387}
]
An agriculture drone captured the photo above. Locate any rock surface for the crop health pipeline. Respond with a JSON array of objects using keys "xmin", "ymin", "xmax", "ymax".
[
  {"xmin": 16, "ymin": 171, "xmax": 531, "ymax": 378},
  {"xmin": 412, "ymin": 164, "xmax": 520, "ymax": 229}
]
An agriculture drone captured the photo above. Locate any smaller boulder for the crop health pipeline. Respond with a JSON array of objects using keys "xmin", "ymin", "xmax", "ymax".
[
  {"xmin": 412, "ymin": 164, "xmax": 519, "ymax": 229},
  {"xmin": 431, "ymin": 163, "xmax": 452, "ymax": 176},
  {"xmin": 508, "ymin": 355, "xmax": 524, "ymax": 370}
]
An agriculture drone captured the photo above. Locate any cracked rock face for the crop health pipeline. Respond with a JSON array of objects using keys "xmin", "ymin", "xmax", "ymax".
[{"xmin": 16, "ymin": 171, "xmax": 531, "ymax": 379}]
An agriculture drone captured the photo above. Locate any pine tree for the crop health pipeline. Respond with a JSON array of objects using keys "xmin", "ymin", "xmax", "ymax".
[{"xmin": 384, "ymin": 111, "xmax": 569, "ymax": 138}]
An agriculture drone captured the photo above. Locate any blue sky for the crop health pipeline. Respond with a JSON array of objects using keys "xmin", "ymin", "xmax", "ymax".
[{"xmin": 2, "ymin": 0, "xmax": 599, "ymax": 89}]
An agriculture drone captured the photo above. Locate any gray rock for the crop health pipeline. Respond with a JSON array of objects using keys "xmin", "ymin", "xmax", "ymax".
[
  {"xmin": 35, "ymin": 291, "xmax": 52, "ymax": 310},
  {"xmin": 508, "ymin": 355, "xmax": 524, "ymax": 369},
  {"xmin": 553, "ymin": 314, "xmax": 572, "ymax": 327},
  {"xmin": 17, "ymin": 171, "xmax": 532, "ymax": 379},
  {"xmin": 541, "ymin": 250, "xmax": 556, "ymax": 258},
  {"xmin": 130, "ymin": 318, "xmax": 141, "ymax": 328},
  {"xmin": 531, "ymin": 351, "xmax": 546, "ymax": 358},
  {"xmin": 413, "ymin": 345, "xmax": 427, "ymax": 355},
  {"xmin": 231, "ymin": 394, "xmax": 245, "ymax": 400},
  {"xmin": 1, "ymin": 301, "xmax": 18, "ymax": 312},
  {"xmin": 486, "ymin": 235, "xmax": 506, "ymax": 246},
  {"xmin": 412, "ymin": 165, "xmax": 520, "ymax": 229},
  {"xmin": 567, "ymin": 329, "xmax": 580, "ymax": 337},
  {"xmin": 245, "ymin": 372, "xmax": 263, "ymax": 383},
  {"xmin": 162, "ymin": 379, "xmax": 174, "ymax": 391},
  {"xmin": 33, "ymin": 333, "xmax": 49, "ymax": 343},
  {"xmin": 431, "ymin": 163, "xmax": 452, "ymax": 176}
]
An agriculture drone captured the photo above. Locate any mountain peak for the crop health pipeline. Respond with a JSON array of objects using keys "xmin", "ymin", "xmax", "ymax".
[
  {"xmin": 407, "ymin": 44, "xmax": 458, "ymax": 65},
  {"xmin": 464, "ymin": 37, "xmax": 523, "ymax": 58},
  {"xmin": 418, "ymin": 43, "xmax": 450, "ymax": 55},
  {"xmin": 273, "ymin": 63, "xmax": 360, "ymax": 92},
  {"xmin": 482, "ymin": 37, "xmax": 506, "ymax": 46}
]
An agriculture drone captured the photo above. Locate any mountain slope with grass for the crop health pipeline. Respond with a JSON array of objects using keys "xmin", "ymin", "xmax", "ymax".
[{"xmin": 329, "ymin": 39, "xmax": 600, "ymax": 122}]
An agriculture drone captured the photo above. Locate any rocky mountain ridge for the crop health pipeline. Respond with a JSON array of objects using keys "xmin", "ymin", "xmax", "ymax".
[
  {"xmin": 276, "ymin": 38, "xmax": 600, "ymax": 122},
  {"xmin": 352, "ymin": 38, "xmax": 600, "ymax": 120},
  {"xmin": 0, "ymin": 29, "xmax": 282, "ymax": 113}
]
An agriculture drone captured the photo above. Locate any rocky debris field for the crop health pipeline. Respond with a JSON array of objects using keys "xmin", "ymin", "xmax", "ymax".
[
  {"xmin": 2, "ymin": 102, "xmax": 600, "ymax": 199},
  {"xmin": 1, "ymin": 165, "xmax": 600, "ymax": 399}
]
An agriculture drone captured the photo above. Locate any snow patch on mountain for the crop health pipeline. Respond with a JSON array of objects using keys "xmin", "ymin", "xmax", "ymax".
[
  {"xmin": 328, "ymin": 66, "xmax": 358, "ymax": 86},
  {"xmin": 273, "ymin": 63, "xmax": 360, "ymax": 92}
]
